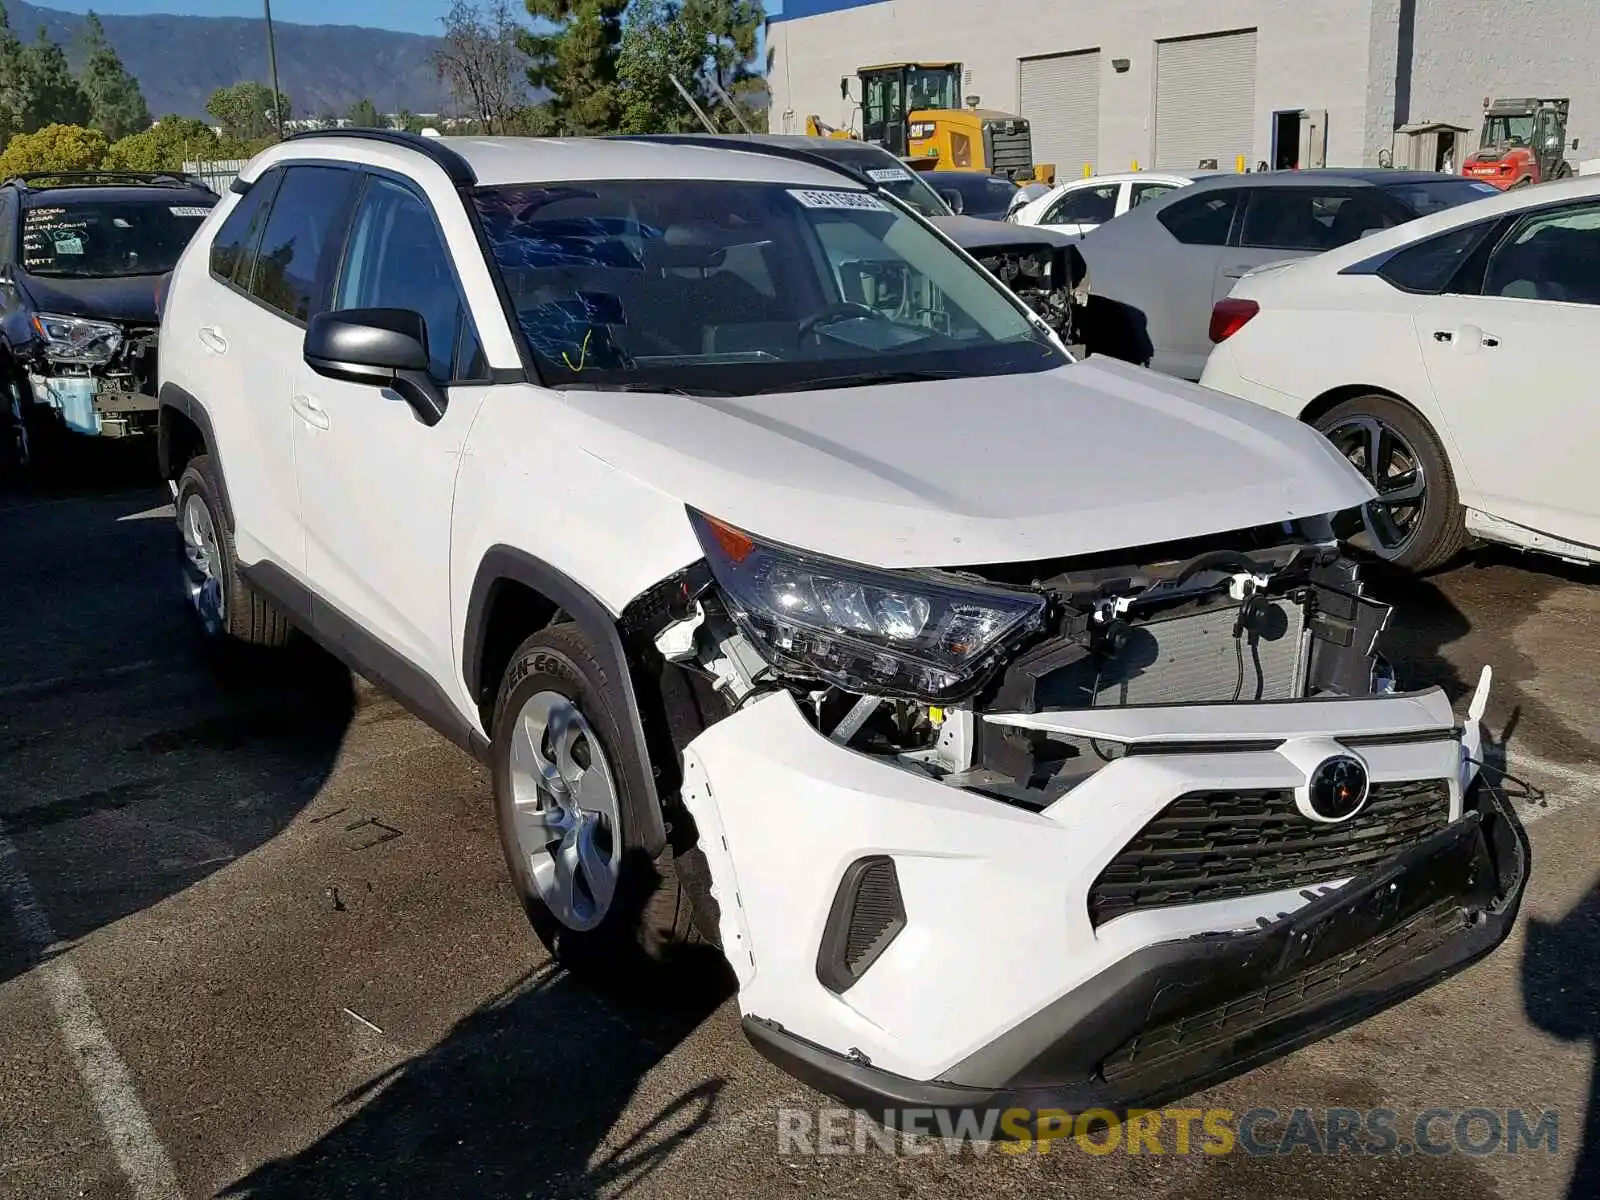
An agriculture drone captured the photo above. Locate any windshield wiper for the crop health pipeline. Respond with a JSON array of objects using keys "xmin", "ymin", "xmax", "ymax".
[
  {"xmin": 749, "ymin": 368, "xmax": 968, "ymax": 395},
  {"xmin": 557, "ymin": 381, "xmax": 737, "ymax": 398}
]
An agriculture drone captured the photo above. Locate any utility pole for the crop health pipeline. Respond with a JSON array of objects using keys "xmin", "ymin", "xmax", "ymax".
[{"xmin": 263, "ymin": 0, "xmax": 284, "ymax": 138}]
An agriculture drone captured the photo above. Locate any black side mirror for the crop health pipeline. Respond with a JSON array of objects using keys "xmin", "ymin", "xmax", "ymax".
[
  {"xmin": 1573, "ymin": 137, "xmax": 1582, "ymax": 150},
  {"xmin": 940, "ymin": 188, "xmax": 965, "ymax": 215},
  {"xmin": 839, "ymin": 76, "xmax": 850, "ymax": 100},
  {"xmin": 304, "ymin": 308, "xmax": 446, "ymax": 426}
]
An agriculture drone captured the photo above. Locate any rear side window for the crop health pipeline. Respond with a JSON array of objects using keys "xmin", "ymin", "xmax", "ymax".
[
  {"xmin": 210, "ymin": 169, "xmax": 281, "ymax": 286},
  {"xmin": 1158, "ymin": 191, "xmax": 1239, "ymax": 246},
  {"xmin": 1130, "ymin": 181, "xmax": 1178, "ymax": 209},
  {"xmin": 249, "ymin": 166, "xmax": 358, "ymax": 323},
  {"xmin": 1375, "ymin": 221, "xmax": 1497, "ymax": 294}
]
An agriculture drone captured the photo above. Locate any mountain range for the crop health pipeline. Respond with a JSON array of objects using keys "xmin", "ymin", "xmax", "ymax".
[{"xmin": 3, "ymin": 0, "xmax": 456, "ymax": 120}]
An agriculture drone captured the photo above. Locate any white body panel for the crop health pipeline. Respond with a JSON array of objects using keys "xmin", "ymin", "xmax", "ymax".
[
  {"xmin": 1013, "ymin": 172, "xmax": 1195, "ymax": 237},
  {"xmin": 681, "ymin": 684, "xmax": 1481, "ymax": 1082}
]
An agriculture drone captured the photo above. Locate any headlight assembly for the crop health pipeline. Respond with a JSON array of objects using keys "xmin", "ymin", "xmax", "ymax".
[
  {"xmin": 31, "ymin": 313, "xmax": 123, "ymax": 365},
  {"xmin": 690, "ymin": 510, "xmax": 1047, "ymax": 702}
]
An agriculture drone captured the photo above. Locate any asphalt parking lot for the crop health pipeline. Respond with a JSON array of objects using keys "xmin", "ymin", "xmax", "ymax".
[{"xmin": 3, "ymin": 449, "xmax": 1599, "ymax": 1200}]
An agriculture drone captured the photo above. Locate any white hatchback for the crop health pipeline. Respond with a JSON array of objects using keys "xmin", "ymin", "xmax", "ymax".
[
  {"xmin": 1010, "ymin": 171, "xmax": 1200, "ymax": 237},
  {"xmin": 1201, "ymin": 175, "xmax": 1594, "ymax": 572}
]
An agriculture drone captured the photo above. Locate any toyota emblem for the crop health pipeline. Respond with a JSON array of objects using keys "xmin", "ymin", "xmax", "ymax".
[{"xmin": 1303, "ymin": 755, "xmax": 1370, "ymax": 822}]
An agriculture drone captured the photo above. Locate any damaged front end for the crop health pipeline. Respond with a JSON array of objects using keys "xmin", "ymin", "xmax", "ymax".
[
  {"xmin": 928, "ymin": 216, "xmax": 1087, "ymax": 345},
  {"xmin": 23, "ymin": 312, "xmax": 161, "ymax": 439},
  {"xmin": 637, "ymin": 507, "xmax": 1528, "ymax": 1124}
]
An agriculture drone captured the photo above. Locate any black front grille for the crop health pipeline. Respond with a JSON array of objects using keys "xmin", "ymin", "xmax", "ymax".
[
  {"xmin": 1088, "ymin": 779, "xmax": 1452, "ymax": 927},
  {"xmin": 1102, "ymin": 896, "xmax": 1471, "ymax": 1082}
]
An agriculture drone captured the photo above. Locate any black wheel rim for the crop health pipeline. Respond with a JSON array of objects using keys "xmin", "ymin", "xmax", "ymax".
[{"xmin": 1323, "ymin": 415, "xmax": 1427, "ymax": 559}]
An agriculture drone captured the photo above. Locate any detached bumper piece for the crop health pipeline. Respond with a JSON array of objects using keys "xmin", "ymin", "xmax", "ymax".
[{"xmin": 742, "ymin": 780, "xmax": 1529, "ymax": 1132}]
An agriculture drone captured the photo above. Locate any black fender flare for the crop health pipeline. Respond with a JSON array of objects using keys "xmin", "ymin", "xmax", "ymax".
[
  {"xmin": 158, "ymin": 383, "xmax": 234, "ymax": 531},
  {"xmin": 463, "ymin": 546, "xmax": 667, "ymax": 855}
]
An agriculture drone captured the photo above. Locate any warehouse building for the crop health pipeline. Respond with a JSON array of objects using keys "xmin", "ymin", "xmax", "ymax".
[{"xmin": 767, "ymin": 0, "xmax": 1600, "ymax": 177}]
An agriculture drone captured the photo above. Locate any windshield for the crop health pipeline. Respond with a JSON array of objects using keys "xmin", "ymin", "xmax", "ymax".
[
  {"xmin": 1382, "ymin": 179, "xmax": 1501, "ymax": 216},
  {"xmin": 1480, "ymin": 114, "xmax": 1535, "ymax": 149},
  {"xmin": 906, "ymin": 66, "xmax": 960, "ymax": 112},
  {"xmin": 943, "ymin": 173, "xmax": 1021, "ymax": 219},
  {"xmin": 471, "ymin": 179, "xmax": 1062, "ymax": 396},
  {"xmin": 21, "ymin": 197, "xmax": 214, "ymax": 278},
  {"xmin": 809, "ymin": 151, "xmax": 949, "ymax": 216}
]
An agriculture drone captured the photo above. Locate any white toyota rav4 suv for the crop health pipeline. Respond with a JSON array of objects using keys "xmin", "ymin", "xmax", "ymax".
[{"xmin": 156, "ymin": 131, "xmax": 1527, "ymax": 1127}]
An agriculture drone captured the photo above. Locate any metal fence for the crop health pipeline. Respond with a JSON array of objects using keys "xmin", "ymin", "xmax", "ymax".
[{"xmin": 183, "ymin": 159, "xmax": 250, "ymax": 194}]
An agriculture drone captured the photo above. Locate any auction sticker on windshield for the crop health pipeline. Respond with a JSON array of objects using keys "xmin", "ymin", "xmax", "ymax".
[
  {"xmin": 169, "ymin": 206, "xmax": 212, "ymax": 217},
  {"xmin": 787, "ymin": 189, "xmax": 889, "ymax": 211},
  {"xmin": 867, "ymin": 168, "xmax": 912, "ymax": 183}
]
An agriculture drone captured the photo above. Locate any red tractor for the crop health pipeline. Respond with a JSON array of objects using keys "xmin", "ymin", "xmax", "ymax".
[{"xmin": 1461, "ymin": 97, "xmax": 1578, "ymax": 189}]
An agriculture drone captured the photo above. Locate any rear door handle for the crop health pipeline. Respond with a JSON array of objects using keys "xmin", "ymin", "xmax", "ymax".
[
  {"xmin": 1433, "ymin": 330, "xmax": 1453, "ymax": 342},
  {"xmin": 197, "ymin": 326, "xmax": 228, "ymax": 353},
  {"xmin": 291, "ymin": 393, "xmax": 330, "ymax": 430}
]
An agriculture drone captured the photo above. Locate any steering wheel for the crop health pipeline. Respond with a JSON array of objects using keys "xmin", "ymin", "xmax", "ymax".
[{"xmin": 797, "ymin": 302, "xmax": 891, "ymax": 341}]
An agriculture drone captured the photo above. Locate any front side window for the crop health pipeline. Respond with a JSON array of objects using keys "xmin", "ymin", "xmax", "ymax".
[
  {"xmin": 21, "ymin": 196, "xmax": 215, "ymax": 278},
  {"xmin": 1157, "ymin": 190, "xmax": 1239, "ymax": 246},
  {"xmin": 1044, "ymin": 183, "xmax": 1117, "ymax": 226},
  {"xmin": 334, "ymin": 176, "xmax": 477, "ymax": 381},
  {"xmin": 1483, "ymin": 202, "xmax": 1600, "ymax": 305},
  {"xmin": 471, "ymin": 179, "xmax": 1062, "ymax": 396},
  {"xmin": 1130, "ymin": 181, "xmax": 1178, "ymax": 209},
  {"xmin": 1240, "ymin": 189, "xmax": 1398, "ymax": 251},
  {"xmin": 905, "ymin": 66, "xmax": 959, "ymax": 112},
  {"xmin": 250, "ymin": 165, "xmax": 357, "ymax": 322}
]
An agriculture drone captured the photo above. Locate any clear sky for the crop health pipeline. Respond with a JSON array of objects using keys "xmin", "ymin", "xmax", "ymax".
[
  {"xmin": 41, "ymin": 0, "xmax": 784, "ymax": 39},
  {"xmin": 39, "ymin": 1, "xmax": 452, "ymax": 36}
]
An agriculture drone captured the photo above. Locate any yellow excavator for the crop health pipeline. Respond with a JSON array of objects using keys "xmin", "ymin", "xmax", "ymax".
[{"xmin": 806, "ymin": 62, "xmax": 1055, "ymax": 184}]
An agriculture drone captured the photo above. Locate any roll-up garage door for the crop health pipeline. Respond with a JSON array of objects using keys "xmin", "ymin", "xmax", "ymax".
[
  {"xmin": 1018, "ymin": 49, "xmax": 1100, "ymax": 177},
  {"xmin": 1154, "ymin": 29, "xmax": 1258, "ymax": 171}
]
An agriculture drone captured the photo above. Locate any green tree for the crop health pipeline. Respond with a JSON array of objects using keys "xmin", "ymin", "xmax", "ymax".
[
  {"xmin": 684, "ymin": 0, "xmax": 763, "ymax": 98},
  {"xmin": 616, "ymin": 1, "xmax": 711, "ymax": 134},
  {"xmin": 435, "ymin": 0, "xmax": 527, "ymax": 134},
  {"xmin": 0, "ymin": 122, "xmax": 109, "ymax": 175},
  {"xmin": 79, "ymin": 12, "xmax": 150, "ymax": 140},
  {"xmin": 520, "ymin": 0, "xmax": 627, "ymax": 134},
  {"xmin": 346, "ymin": 97, "xmax": 383, "ymax": 128},
  {"xmin": 20, "ymin": 29, "xmax": 92, "ymax": 133},
  {"xmin": 205, "ymin": 81, "xmax": 290, "ymax": 141},
  {"xmin": 105, "ymin": 115, "xmax": 217, "ymax": 172},
  {"xmin": 0, "ymin": 4, "xmax": 25, "ymax": 149}
]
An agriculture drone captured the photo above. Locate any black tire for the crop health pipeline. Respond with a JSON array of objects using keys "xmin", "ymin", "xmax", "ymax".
[
  {"xmin": 491, "ymin": 622, "xmax": 716, "ymax": 977},
  {"xmin": 174, "ymin": 454, "xmax": 293, "ymax": 647},
  {"xmin": 1314, "ymin": 394, "xmax": 1470, "ymax": 574},
  {"xmin": 1554, "ymin": 162, "xmax": 1573, "ymax": 181}
]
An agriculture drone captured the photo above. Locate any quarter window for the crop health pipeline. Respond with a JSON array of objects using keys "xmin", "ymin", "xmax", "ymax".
[
  {"xmin": 210, "ymin": 168, "xmax": 281, "ymax": 287},
  {"xmin": 1483, "ymin": 202, "xmax": 1600, "ymax": 305},
  {"xmin": 250, "ymin": 165, "xmax": 357, "ymax": 323},
  {"xmin": 1157, "ymin": 191, "xmax": 1239, "ymax": 246},
  {"xmin": 1374, "ymin": 222, "xmax": 1496, "ymax": 294},
  {"xmin": 333, "ymin": 176, "xmax": 476, "ymax": 381},
  {"xmin": 1043, "ymin": 184, "xmax": 1117, "ymax": 226}
]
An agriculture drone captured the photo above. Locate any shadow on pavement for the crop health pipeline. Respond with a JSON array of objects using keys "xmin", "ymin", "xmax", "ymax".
[
  {"xmin": 1523, "ymin": 878, "xmax": 1600, "ymax": 1199},
  {"xmin": 221, "ymin": 951, "xmax": 735, "ymax": 1200},
  {"xmin": 0, "ymin": 441, "xmax": 356, "ymax": 986}
]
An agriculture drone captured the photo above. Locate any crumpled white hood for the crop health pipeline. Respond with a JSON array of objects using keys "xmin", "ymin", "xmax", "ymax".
[{"xmin": 555, "ymin": 357, "xmax": 1375, "ymax": 569}]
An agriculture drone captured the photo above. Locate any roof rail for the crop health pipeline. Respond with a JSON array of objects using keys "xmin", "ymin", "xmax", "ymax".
[
  {"xmin": 604, "ymin": 134, "xmax": 879, "ymax": 191},
  {"xmin": 278, "ymin": 128, "xmax": 477, "ymax": 187},
  {"xmin": 2, "ymin": 170, "xmax": 217, "ymax": 194}
]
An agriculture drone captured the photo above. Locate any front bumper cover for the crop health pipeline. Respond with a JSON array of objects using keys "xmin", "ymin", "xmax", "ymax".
[{"xmin": 743, "ymin": 777, "xmax": 1528, "ymax": 1129}]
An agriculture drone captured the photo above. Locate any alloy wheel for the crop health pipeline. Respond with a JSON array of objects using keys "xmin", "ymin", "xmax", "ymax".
[
  {"xmin": 507, "ymin": 690, "xmax": 623, "ymax": 932},
  {"xmin": 1323, "ymin": 415, "xmax": 1427, "ymax": 559},
  {"xmin": 180, "ymin": 494, "xmax": 226, "ymax": 635}
]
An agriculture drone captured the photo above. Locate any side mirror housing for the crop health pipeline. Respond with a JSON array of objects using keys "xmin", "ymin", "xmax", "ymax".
[
  {"xmin": 304, "ymin": 308, "xmax": 446, "ymax": 425},
  {"xmin": 940, "ymin": 188, "xmax": 965, "ymax": 215},
  {"xmin": 839, "ymin": 76, "xmax": 850, "ymax": 100},
  {"xmin": 1573, "ymin": 137, "xmax": 1582, "ymax": 150}
]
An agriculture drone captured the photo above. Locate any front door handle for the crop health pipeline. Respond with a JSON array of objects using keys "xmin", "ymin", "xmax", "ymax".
[
  {"xmin": 197, "ymin": 326, "xmax": 228, "ymax": 354},
  {"xmin": 291, "ymin": 393, "xmax": 330, "ymax": 430},
  {"xmin": 1433, "ymin": 330, "xmax": 1453, "ymax": 342}
]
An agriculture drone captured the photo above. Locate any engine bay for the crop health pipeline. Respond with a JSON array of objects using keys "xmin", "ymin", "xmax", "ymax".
[{"xmin": 642, "ymin": 514, "xmax": 1395, "ymax": 809}]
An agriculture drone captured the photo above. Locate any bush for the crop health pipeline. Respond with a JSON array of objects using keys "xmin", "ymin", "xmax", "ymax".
[
  {"xmin": 0, "ymin": 123, "xmax": 110, "ymax": 176},
  {"xmin": 106, "ymin": 116, "xmax": 218, "ymax": 172}
]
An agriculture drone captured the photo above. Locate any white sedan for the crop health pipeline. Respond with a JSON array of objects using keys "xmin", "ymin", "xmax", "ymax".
[
  {"xmin": 1201, "ymin": 175, "xmax": 1595, "ymax": 572},
  {"xmin": 1009, "ymin": 171, "xmax": 1199, "ymax": 236}
]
